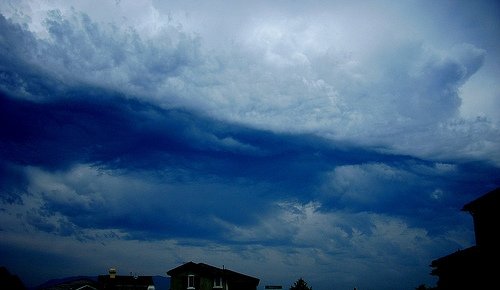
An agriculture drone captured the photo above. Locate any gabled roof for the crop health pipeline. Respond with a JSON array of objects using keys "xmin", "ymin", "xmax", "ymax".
[
  {"xmin": 430, "ymin": 246, "xmax": 479, "ymax": 268},
  {"xmin": 167, "ymin": 262, "xmax": 259, "ymax": 285},
  {"xmin": 462, "ymin": 187, "xmax": 500, "ymax": 213}
]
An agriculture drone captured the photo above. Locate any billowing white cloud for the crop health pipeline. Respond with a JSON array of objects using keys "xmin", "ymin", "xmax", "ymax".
[
  {"xmin": 1, "ymin": 0, "xmax": 498, "ymax": 166},
  {"xmin": 2, "ymin": 0, "xmax": 499, "ymax": 167}
]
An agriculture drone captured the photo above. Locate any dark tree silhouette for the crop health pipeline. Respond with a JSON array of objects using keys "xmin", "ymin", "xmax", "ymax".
[
  {"xmin": 290, "ymin": 278, "xmax": 312, "ymax": 290},
  {"xmin": 0, "ymin": 267, "xmax": 26, "ymax": 290}
]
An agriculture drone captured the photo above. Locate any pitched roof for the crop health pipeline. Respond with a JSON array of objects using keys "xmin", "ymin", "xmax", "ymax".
[
  {"xmin": 167, "ymin": 262, "xmax": 259, "ymax": 284},
  {"xmin": 431, "ymin": 246, "xmax": 479, "ymax": 268},
  {"xmin": 462, "ymin": 187, "xmax": 500, "ymax": 213}
]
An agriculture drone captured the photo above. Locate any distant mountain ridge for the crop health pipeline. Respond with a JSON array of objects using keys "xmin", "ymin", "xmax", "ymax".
[
  {"xmin": 31, "ymin": 276, "xmax": 97, "ymax": 290},
  {"xmin": 31, "ymin": 275, "xmax": 170, "ymax": 290}
]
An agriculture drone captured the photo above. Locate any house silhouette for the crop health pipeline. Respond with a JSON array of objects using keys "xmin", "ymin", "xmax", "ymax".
[
  {"xmin": 167, "ymin": 262, "xmax": 259, "ymax": 290},
  {"xmin": 430, "ymin": 187, "xmax": 499, "ymax": 289}
]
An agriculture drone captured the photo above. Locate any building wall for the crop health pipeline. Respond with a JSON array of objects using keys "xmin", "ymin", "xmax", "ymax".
[
  {"xmin": 170, "ymin": 273, "xmax": 215, "ymax": 290},
  {"xmin": 432, "ymin": 188, "xmax": 500, "ymax": 289},
  {"xmin": 170, "ymin": 276, "xmax": 184, "ymax": 290}
]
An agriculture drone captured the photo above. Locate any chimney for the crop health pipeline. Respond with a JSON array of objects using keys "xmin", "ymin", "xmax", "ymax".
[{"xmin": 109, "ymin": 268, "xmax": 117, "ymax": 279}]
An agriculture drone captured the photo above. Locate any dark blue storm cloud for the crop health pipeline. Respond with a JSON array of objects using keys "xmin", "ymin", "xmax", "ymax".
[{"xmin": 2, "ymin": 74, "xmax": 499, "ymax": 241}]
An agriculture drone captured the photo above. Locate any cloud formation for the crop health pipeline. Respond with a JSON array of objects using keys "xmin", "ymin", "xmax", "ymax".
[
  {"xmin": 1, "ymin": 1, "xmax": 499, "ymax": 290},
  {"xmin": 1, "ymin": 2, "xmax": 498, "ymax": 165}
]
